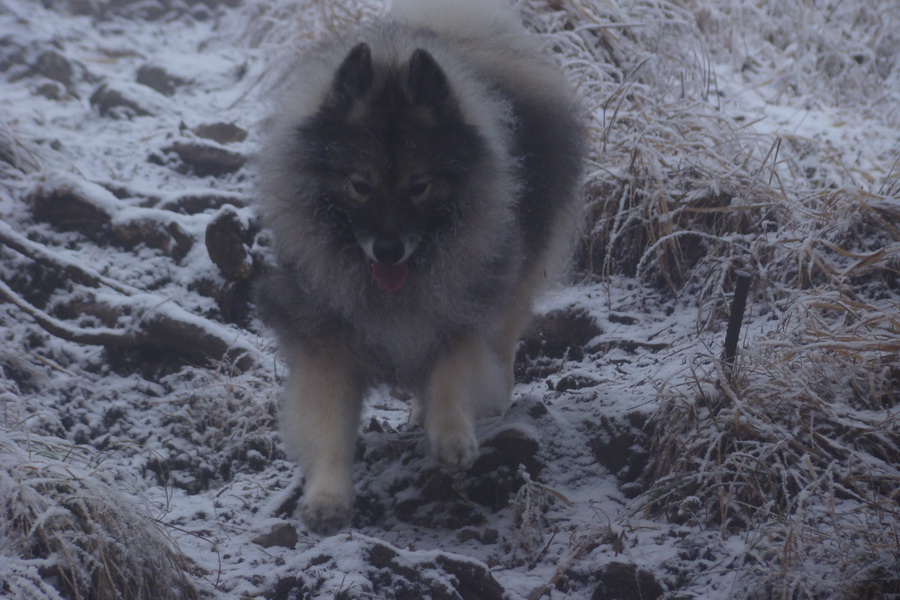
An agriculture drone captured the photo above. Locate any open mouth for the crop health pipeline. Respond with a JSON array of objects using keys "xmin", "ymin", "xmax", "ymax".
[{"xmin": 371, "ymin": 261, "xmax": 409, "ymax": 292}]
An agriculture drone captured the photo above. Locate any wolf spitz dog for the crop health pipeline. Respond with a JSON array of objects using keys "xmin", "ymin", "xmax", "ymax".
[{"xmin": 255, "ymin": 0, "xmax": 584, "ymax": 534}]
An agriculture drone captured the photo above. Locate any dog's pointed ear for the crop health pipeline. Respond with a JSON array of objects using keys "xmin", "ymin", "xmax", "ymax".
[
  {"xmin": 329, "ymin": 43, "xmax": 374, "ymax": 110},
  {"xmin": 406, "ymin": 49, "xmax": 456, "ymax": 113}
]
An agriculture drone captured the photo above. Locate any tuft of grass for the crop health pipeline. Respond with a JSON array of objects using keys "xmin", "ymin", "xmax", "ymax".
[
  {"xmin": 0, "ymin": 424, "xmax": 199, "ymax": 600},
  {"xmin": 519, "ymin": 0, "xmax": 899, "ymax": 303},
  {"xmin": 643, "ymin": 301, "xmax": 899, "ymax": 524},
  {"xmin": 639, "ymin": 293, "xmax": 899, "ymax": 597}
]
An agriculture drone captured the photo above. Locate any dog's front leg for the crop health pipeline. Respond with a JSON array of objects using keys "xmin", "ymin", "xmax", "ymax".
[
  {"xmin": 282, "ymin": 345, "xmax": 364, "ymax": 535},
  {"xmin": 425, "ymin": 334, "xmax": 508, "ymax": 469}
]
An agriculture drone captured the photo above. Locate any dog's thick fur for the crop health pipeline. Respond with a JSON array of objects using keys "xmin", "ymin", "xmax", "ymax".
[{"xmin": 256, "ymin": 0, "xmax": 584, "ymax": 534}]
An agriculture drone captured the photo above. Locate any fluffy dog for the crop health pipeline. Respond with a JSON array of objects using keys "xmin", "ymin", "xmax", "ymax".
[{"xmin": 255, "ymin": 0, "xmax": 584, "ymax": 534}]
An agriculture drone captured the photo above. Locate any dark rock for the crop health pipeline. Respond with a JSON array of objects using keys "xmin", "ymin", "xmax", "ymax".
[
  {"xmin": 113, "ymin": 214, "xmax": 193, "ymax": 260},
  {"xmin": 435, "ymin": 553, "xmax": 506, "ymax": 600},
  {"xmin": 28, "ymin": 183, "xmax": 112, "ymax": 230},
  {"xmin": 420, "ymin": 469, "xmax": 458, "ymax": 502},
  {"xmin": 192, "ymin": 122, "xmax": 248, "ymax": 145},
  {"xmin": 35, "ymin": 80, "xmax": 66, "ymax": 100},
  {"xmin": 466, "ymin": 427, "xmax": 542, "ymax": 510},
  {"xmin": 160, "ymin": 141, "xmax": 247, "ymax": 177},
  {"xmin": 0, "ymin": 36, "xmax": 26, "ymax": 73},
  {"xmin": 588, "ymin": 339, "xmax": 670, "ymax": 354},
  {"xmin": 591, "ymin": 562, "xmax": 664, "ymax": 600},
  {"xmin": 608, "ymin": 313, "xmax": 640, "ymax": 325},
  {"xmin": 205, "ymin": 206, "xmax": 254, "ymax": 280},
  {"xmin": 158, "ymin": 191, "xmax": 248, "ymax": 214},
  {"xmin": 481, "ymin": 528, "xmax": 499, "ymax": 545},
  {"xmin": 588, "ymin": 415, "xmax": 650, "ymax": 485},
  {"xmin": 7, "ymin": 48, "xmax": 80, "ymax": 92},
  {"xmin": 392, "ymin": 468, "xmax": 488, "ymax": 530},
  {"xmin": 556, "ymin": 373, "xmax": 602, "ymax": 392},
  {"xmin": 29, "ymin": 50, "xmax": 74, "ymax": 87},
  {"xmin": 527, "ymin": 400, "xmax": 549, "ymax": 418},
  {"xmin": 519, "ymin": 306, "xmax": 602, "ymax": 361},
  {"xmin": 358, "ymin": 429, "xmax": 413, "ymax": 465},
  {"xmin": 272, "ymin": 484, "xmax": 303, "ymax": 519},
  {"xmin": 251, "ymin": 521, "xmax": 298, "ymax": 549},
  {"xmin": 36, "ymin": 51, "xmax": 73, "ymax": 85},
  {"xmin": 456, "ymin": 528, "xmax": 481, "ymax": 543},
  {"xmin": 90, "ymin": 83, "xmax": 156, "ymax": 118},
  {"xmin": 367, "ymin": 541, "xmax": 506, "ymax": 600},
  {"xmin": 136, "ymin": 64, "xmax": 186, "ymax": 96},
  {"xmin": 265, "ymin": 575, "xmax": 306, "ymax": 600},
  {"xmin": 216, "ymin": 279, "xmax": 256, "ymax": 327},
  {"xmin": 474, "ymin": 427, "xmax": 541, "ymax": 477}
]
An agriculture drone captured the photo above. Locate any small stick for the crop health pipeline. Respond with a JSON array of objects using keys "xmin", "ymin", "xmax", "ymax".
[{"xmin": 723, "ymin": 269, "xmax": 752, "ymax": 368}]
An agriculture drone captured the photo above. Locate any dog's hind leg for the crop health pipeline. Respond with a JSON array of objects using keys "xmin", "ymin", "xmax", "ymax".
[
  {"xmin": 424, "ymin": 334, "xmax": 508, "ymax": 468},
  {"xmin": 282, "ymin": 343, "xmax": 364, "ymax": 535}
]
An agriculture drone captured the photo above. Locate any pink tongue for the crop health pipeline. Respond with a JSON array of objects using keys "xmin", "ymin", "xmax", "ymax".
[{"xmin": 371, "ymin": 262, "xmax": 409, "ymax": 292}]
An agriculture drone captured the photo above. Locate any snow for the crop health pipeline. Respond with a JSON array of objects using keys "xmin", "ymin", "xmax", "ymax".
[{"xmin": 2, "ymin": 0, "xmax": 898, "ymax": 599}]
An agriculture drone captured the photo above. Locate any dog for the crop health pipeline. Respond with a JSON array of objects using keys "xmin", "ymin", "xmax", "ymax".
[{"xmin": 255, "ymin": 0, "xmax": 584, "ymax": 534}]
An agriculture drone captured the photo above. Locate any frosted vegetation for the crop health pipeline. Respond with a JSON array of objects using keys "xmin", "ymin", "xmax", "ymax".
[{"xmin": 1, "ymin": 0, "xmax": 897, "ymax": 598}]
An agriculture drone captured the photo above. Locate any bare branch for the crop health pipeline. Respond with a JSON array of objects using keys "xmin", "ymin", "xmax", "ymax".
[
  {"xmin": 0, "ymin": 220, "xmax": 135, "ymax": 295},
  {"xmin": 0, "ymin": 220, "xmax": 258, "ymax": 371},
  {"xmin": 0, "ymin": 279, "xmax": 135, "ymax": 347}
]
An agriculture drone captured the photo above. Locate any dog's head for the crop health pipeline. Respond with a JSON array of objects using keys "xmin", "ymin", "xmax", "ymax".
[{"xmin": 294, "ymin": 43, "xmax": 486, "ymax": 292}]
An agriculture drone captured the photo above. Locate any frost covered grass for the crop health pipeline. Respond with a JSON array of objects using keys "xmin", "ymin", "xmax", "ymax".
[
  {"xmin": 518, "ymin": 0, "xmax": 900, "ymax": 595},
  {"xmin": 642, "ymin": 298, "xmax": 899, "ymax": 597},
  {"xmin": 0, "ymin": 424, "xmax": 197, "ymax": 600}
]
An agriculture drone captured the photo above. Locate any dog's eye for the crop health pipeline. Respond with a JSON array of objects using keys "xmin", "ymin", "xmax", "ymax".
[
  {"xmin": 409, "ymin": 181, "xmax": 430, "ymax": 199},
  {"xmin": 348, "ymin": 179, "xmax": 372, "ymax": 199}
]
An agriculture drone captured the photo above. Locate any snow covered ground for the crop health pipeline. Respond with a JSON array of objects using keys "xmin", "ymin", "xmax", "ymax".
[{"xmin": 1, "ymin": 0, "xmax": 897, "ymax": 599}]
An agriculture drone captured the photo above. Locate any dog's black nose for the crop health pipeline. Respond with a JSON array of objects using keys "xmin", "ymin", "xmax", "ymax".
[{"xmin": 372, "ymin": 236, "xmax": 405, "ymax": 265}]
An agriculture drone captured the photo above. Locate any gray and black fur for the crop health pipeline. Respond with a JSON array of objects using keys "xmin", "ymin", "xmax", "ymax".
[{"xmin": 256, "ymin": 0, "xmax": 584, "ymax": 534}]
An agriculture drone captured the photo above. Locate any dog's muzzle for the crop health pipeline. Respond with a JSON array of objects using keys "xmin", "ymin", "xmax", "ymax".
[{"xmin": 358, "ymin": 234, "xmax": 420, "ymax": 292}]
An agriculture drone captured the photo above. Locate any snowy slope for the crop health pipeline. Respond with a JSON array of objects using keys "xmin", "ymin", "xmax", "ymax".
[{"xmin": 1, "ymin": 0, "xmax": 897, "ymax": 599}]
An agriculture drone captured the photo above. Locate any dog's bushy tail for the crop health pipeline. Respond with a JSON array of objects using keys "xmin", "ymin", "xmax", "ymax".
[{"xmin": 387, "ymin": 0, "xmax": 524, "ymax": 38}]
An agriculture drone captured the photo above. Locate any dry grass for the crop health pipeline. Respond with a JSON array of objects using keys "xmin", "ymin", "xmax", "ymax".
[
  {"xmin": 0, "ymin": 422, "xmax": 198, "ymax": 600},
  {"xmin": 644, "ymin": 297, "xmax": 898, "ymax": 520},
  {"xmin": 524, "ymin": 0, "xmax": 900, "ymax": 596},
  {"xmin": 639, "ymin": 294, "xmax": 898, "ymax": 597},
  {"xmin": 521, "ymin": 0, "xmax": 899, "ymax": 297}
]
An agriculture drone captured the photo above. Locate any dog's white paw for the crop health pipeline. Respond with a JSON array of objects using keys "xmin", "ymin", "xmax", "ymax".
[
  {"xmin": 299, "ymin": 493, "xmax": 352, "ymax": 536},
  {"xmin": 428, "ymin": 422, "xmax": 479, "ymax": 469}
]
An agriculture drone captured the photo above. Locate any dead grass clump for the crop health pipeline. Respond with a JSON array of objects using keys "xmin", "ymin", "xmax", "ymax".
[
  {"xmin": 524, "ymin": 0, "xmax": 898, "ymax": 307},
  {"xmin": 644, "ymin": 294, "xmax": 898, "ymax": 522},
  {"xmin": 737, "ymin": 502, "xmax": 900, "ymax": 600},
  {"xmin": 641, "ymin": 295, "xmax": 899, "ymax": 596},
  {"xmin": 520, "ymin": 0, "xmax": 789, "ymax": 291},
  {"xmin": 0, "ymin": 427, "xmax": 198, "ymax": 600},
  {"xmin": 577, "ymin": 159, "xmax": 782, "ymax": 291},
  {"xmin": 759, "ymin": 188, "xmax": 900, "ymax": 294},
  {"xmin": 685, "ymin": 0, "xmax": 900, "ymax": 126}
]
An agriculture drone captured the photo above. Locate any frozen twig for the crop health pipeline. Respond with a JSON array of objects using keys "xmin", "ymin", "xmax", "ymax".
[
  {"xmin": 0, "ymin": 279, "xmax": 135, "ymax": 347},
  {"xmin": 0, "ymin": 219, "xmax": 257, "ymax": 371},
  {"xmin": 0, "ymin": 220, "xmax": 135, "ymax": 294},
  {"xmin": 0, "ymin": 278, "xmax": 256, "ymax": 371}
]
